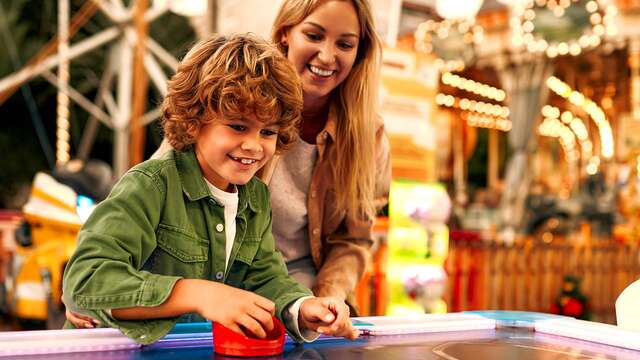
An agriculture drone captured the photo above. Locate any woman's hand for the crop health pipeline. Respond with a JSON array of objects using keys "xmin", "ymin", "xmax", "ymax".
[
  {"xmin": 65, "ymin": 308, "xmax": 100, "ymax": 328},
  {"xmin": 298, "ymin": 297, "xmax": 359, "ymax": 340}
]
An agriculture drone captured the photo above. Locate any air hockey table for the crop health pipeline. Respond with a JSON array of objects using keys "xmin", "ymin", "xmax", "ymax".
[{"xmin": 2, "ymin": 311, "xmax": 640, "ymax": 359}]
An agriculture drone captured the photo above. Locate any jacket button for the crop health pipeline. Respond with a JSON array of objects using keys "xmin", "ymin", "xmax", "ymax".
[
  {"xmin": 216, "ymin": 224, "xmax": 224, "ymax": 232},
  {"xmin": 311, "ymin": 190, "xmax": 317, "ymax": 198},
  {"xmin": 215, "ymin": 271, "xmax": 224, "ymax": 280},
  {"xmin": 312, "ymin": 228, "xmax": 320, "ymax": 236}
]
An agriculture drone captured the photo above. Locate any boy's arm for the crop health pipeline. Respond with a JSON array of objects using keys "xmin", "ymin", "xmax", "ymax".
[
  {"xmin": 62, "ymin": 170, "xmax": 181, "ymax": 343},
  {"xmin": 113, "ymin": 278, "xmax": 277, "ymax": 340},
  {"xmin": 111, "ymin": 279, "xmax": 198, "ymax": 320},
  {"xmin": 241, "ymin": 211, "xmax": 313, "ymax": 342}
]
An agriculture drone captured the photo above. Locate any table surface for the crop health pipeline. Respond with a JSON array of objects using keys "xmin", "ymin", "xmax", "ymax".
[
  {"xmin": 5, "ymin": 326, "xmax": 640, "ymax": 360},
  {"xmin": 3, "ymin": 311, "xmax": 640, "ymax": 359}
]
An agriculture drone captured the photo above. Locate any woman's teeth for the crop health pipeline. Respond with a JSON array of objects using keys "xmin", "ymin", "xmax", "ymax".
[{"xmin": 309, "ymin": 65, "xmax": 333, "ymax": 77}]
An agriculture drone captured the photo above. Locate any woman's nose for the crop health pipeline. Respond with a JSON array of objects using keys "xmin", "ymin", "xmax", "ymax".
[{"xmin": 316, "ymin": 42, "xmax": 336, "ymax": 65}]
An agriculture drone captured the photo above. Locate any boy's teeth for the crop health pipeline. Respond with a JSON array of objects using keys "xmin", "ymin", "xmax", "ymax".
[
  {"xmin": 240, "ymin": 158, "xmax": 255, "ymax": 164},
  {"xmin": 309, "ymin": 65, "xmax": 333, "ymax": 77}
]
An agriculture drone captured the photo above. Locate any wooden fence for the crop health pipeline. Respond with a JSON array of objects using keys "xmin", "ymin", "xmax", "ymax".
[{"xmin": 445, "ymin": 233, "xmax": 640, "ymax": 323}]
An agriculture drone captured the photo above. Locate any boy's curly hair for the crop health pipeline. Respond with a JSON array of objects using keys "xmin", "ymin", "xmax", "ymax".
[{"xmin": 161, "ymin": 33, "xmax": 302, "ymax": 152}]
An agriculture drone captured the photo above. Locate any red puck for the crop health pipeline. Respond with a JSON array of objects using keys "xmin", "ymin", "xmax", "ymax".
[{"xmin": 212, "ymin": 316, "xmax": 286, "ymax": 357}]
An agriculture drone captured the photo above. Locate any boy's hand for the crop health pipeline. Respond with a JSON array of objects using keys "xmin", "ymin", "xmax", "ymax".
[
  {"xmin": 298, "ymin": 297, "xmax": 359, "ymax": 340},
  {"xmin": 195, "ymin": 280, "xmax": 275, "ymax": 339}
]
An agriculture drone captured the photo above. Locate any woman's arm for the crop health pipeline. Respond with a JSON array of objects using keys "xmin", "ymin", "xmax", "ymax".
[{"xmin": 313, "ymin": 121, "xmax": 391, "ymax": 301}]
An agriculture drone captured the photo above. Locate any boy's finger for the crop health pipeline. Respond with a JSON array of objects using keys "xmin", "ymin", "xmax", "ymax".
[
  {"xmin": 227, "ymin": 323, "xmax": 249, "ymax": 338},
  {"xmin": 253, "ymin": 296, "xmax": 276, "ymax": 314},
  {"xmin": 249, "ymin": 306, "xmax": 274, "ymax": 332},
  {"xmin": 239, "ymin": 314, "xmax": 267, "ymax": 339}
]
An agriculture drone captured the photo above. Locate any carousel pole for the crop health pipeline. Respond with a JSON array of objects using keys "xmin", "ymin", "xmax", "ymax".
[
  {"xmin": 453, "ymin": 111, "xmax": 467, "ymax": 207},
  {"xmin": 488, "ymin": 128, "xmax": 499, "ymax": 189},
  {"xmin": 630, "ymin": 38, "xmax": 640, "ymax": 121},
  {"xmin": 129, "ymin": 0, "xmax": 149, "ymax": 167},
  {"xmin": 56, "ymin": 0, "xmax": 71, "ymax": 166}
]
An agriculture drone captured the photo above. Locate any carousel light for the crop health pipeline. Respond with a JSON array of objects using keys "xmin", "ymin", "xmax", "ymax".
[
  {"xmin": 547, "ymin": 77, "xmax": 614, "ymax": 159},
  {"xmin": 569, "ymin": 43, "xmax": 582, "ymax": 56},
  {"xmin": 153, "ymin": 0, "xmax": 207, "ymax": 17},
  {"xmin": 440, "ymin": 73, "xmax": 506, "ymax": 102},
  {"xmin": 464, "ymin": 112, "xmax": 513, "ymax": 132},
  {"xmin": 415, "ymin": 19, "xmax": 483, "ymax": 71},
  {"xmin": 511, "ymin": 0, "xmax": 617, "ymax": 58},
  {"xmin": 558, "ymin": 42, "xmax": 569, "ymax": 55},
  {"xmin": 435, "ymin": 0, "xmax": 483, "ymax": 20}
]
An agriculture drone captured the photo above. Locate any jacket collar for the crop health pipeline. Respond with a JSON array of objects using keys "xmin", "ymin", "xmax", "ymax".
[
  {"xmin": 174, "ymin": 149, "xmax": 261, "ymax": 213},
  {"xmin": 317, "ymin": 104, "xmax": 337, "ymax": 145},
  {"xmin": 259, "ymin": 102, "xmax": 337, "ymax": 184}
]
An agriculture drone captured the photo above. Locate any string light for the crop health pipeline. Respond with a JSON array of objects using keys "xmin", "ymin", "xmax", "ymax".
[
  {"xmin": 415, "ymin": 19, "xmax": 483, "ymax": 72},
  {"xmin": 510, "ymin": 0, "xmax": 619, "ymax": 58},
  {"xmin": 462, "ymin": 112, "xmax": 512, "ymax": 132},
  {"xmin": 539, "ymin": 117, "xmax": 580, "ymax": 165},
  {"xmin": 436, "ymin": 93, "xmax": 510, "ymax": 118},
  {"xmin": 441, "ymin": 72, "xmax": 506, "ymax": 102},
  {"xmin": 540, "ymin": 105, "xmax": 593, "ymax": 171},
  {"xmin": 546, "ymin": 76, "xmax": 614, "ymax": 159},
  {"xmin": 56, "ymin": 0, "xmax": 70, "ymax": 165}
]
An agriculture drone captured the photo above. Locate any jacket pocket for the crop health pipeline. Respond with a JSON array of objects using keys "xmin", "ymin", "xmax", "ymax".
[
  {"xmin": 145, "ymin": 224, "xmax": 209, "ymax": 278},
  {"xmin": 225, "ymin": 237, "xmax": 260, "ymax": 289},
  {"xmin": 234, "ymin": 237, "xmax": 260, "ymax": 265}
]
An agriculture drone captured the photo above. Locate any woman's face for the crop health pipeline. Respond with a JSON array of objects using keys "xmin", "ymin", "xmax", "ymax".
[{"xmin": 282, "ymin": 1, "xmax": 360, "ymax": 106}]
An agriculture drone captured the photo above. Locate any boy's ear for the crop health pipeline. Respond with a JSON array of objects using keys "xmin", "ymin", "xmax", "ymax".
[{"xmin": 186, "ymin": 122, "xmax": 200, "ymax": 139}]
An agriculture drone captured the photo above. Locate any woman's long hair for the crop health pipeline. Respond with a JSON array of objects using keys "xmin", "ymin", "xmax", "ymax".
[{"xmin": 272, "ymin": 0, "xmax": 382, "ymax": 220}]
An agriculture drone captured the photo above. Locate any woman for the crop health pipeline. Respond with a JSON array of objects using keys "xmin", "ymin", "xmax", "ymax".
[
  {"xmin": 266, "ymin": 0, "xmax": 390, "ymax": 304},
  {"xmin": 66, "ymin": 0, "xmax": 390, "ymax": 328}
]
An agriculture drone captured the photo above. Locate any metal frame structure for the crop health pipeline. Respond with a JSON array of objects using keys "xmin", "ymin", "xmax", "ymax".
[{"xmin": 0, "ymin": 0, "xmax": 180, "ymax": 176}]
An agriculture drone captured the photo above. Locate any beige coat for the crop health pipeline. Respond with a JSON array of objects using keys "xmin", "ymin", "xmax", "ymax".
[{"xmin": 259, "ymin": 109, "xmax": 391, "ymax": 303}]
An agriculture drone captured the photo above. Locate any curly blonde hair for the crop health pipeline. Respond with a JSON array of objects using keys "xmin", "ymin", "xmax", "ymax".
[{"xmin": 161, "ymin": 33, "xmax": 303, "ymax": 152}]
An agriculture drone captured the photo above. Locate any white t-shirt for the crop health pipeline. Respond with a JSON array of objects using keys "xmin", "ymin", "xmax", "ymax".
[
  {"xmin": 204, "ymin": 178, "xmax": 318, "ymax": 341},
  {"xmin": 204, "ymin": 179, "xmax": 239, "ymax": 271}
]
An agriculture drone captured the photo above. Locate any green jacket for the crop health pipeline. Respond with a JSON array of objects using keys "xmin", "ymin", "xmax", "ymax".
[{"xmin": 62, "ymin": 149, "xmax": 312, "ymax": 344}]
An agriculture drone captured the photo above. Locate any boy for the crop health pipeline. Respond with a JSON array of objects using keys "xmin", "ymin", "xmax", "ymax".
[{"xmin": 62, "ymin": 34, "xmax": 357, "ymax": 344}]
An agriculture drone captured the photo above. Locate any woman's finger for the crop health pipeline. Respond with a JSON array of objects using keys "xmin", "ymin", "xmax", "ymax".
[{"xmin": 66, "ymin": 309, "xmax": 97, "ymax": 328}]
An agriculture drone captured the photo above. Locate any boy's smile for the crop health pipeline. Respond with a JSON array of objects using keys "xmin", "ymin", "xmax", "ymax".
[{"xmin": 195, "ymin": 113, "xmax": 279, "ymax": 192}]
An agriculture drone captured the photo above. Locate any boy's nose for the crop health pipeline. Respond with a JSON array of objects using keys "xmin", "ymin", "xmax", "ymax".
[{"xmin": 240, "ymin": 137, "xmax": 262, "ymax": 153}]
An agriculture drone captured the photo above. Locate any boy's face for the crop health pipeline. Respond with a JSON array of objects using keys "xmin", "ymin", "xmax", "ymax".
[{"xmin": 194, "ymin": 113, "xmax": 279, "ymax": 191}]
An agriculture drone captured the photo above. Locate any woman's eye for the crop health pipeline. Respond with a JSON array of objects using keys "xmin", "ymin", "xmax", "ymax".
[
  {"xmin": 229, "ymin": 124, "xmax": 246, "ymax": 132},
  {"xmin": 338, "ymin": 41, "xmax": 355, "ymax": 50},
  {"xmin": 305, "ymin": 32, "xmax": 322, "ymax": 41}
]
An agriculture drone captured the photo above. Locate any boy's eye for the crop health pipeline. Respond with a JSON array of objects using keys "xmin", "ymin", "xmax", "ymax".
[
  {"xmin": 228, "ymin": 124, "xmax": 246, "ymax": 132},
  {"xmin": 261, "ymin": 129, "xmax": 278, "ymax": 137}
]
